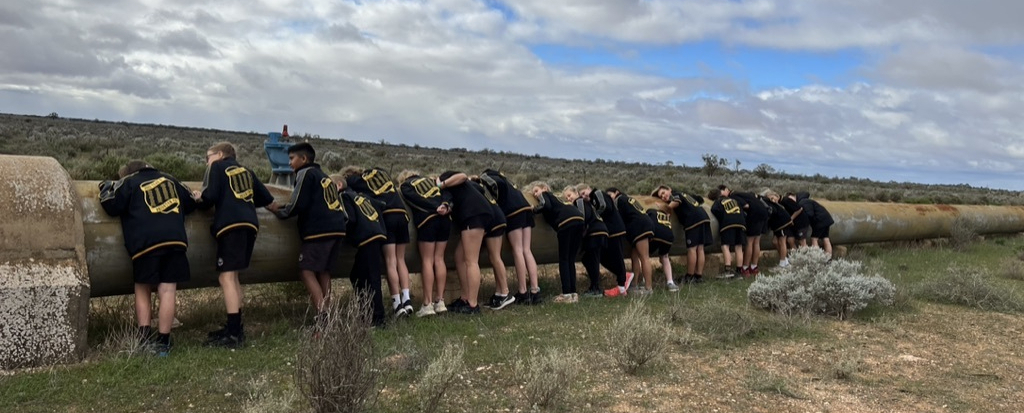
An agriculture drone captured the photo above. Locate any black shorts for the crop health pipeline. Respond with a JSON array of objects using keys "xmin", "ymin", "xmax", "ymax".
[
  {"xmin": 383, "ymin": 213, "xmax": 411, "ymax": 245},
  {"xmin": 505, "ymin": 210, "xmax": 536, "ymax": 231},
  {"xmin": 793, "ymin": 226, "xmax": 810, "ymax": 240},
  {"xmin": 649, "ymin": 239, "xmax": 672, "ymax": 257},
  {"xmin": 216, "ymin": 228, "xmax": 257, "ymax": 272},
  {"xmin": 774, "ymin": 225, "xmax": 795, "ymax": 239},
  {"xmin": 417, "ymin": 217, "xmax": 452, "ymax": 243},
  {"xmin": 486, "ymin": 206, "xmax": 507, "ymax": 238},
  {"xmin": 812, "ymin": 225, "xmax": 831, "ymax": 239},
  {"xmin": 685, "ymin": 223, "xmax": 712, "ymax": 248},
  {"xmin": 745, "ymin": 217, "xmax": 767, "ymax": 237},
  {"xmin": 133, "ymin": 247, "xmax": 190, "ymax": 284},
  {"xmin": 486, "ymin": 223, "xmax": 507, "ymax": 238},
  {"xmin": 719, "ymin": 227, "xmax": 746, "ymax": 247},
  {"xmin": 457, "ymin": 214, "xmax": 489, "ymax": 232},
  {"xmin": 299, "ymin": 238, "xmax": 343, "ymax": 272},
  {"xmin": 582, "ymin": 233, "xmax": 607, "ymax": 252},
  {"xmin": 625, "ymin": 219, "xmax": 655, "ymax": 246}
]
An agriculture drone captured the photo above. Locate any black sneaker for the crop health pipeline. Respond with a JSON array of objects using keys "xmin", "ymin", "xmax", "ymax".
[
  {"xmin": 489, "ymin": 294, "xmax": 516, "ymax": 310},
  {"xmin": 529, "ymin": 291, "xmax": 544, "ymax": 305},
  {"xmin": 395, "ymin": 306, "xmax": 411, "ymax": 318},
  {"xmin": 207, "ymin": 326, "xmax": 228, "ymax": 339},
  {"xmin": 452, "ymin": 304, "xmax": 481, "ymax": 314},
  {"xmin": 204, "ymin": 329, "xmax": 245, "ymax": 349},
  {"xmin": 402, "ymin": 299, "xmax": 414, "ymax": 314},
  {"xmin": 513, "ymin": 292, "xmax": 530, "ymax": 305},
  {"xmin": 581, "ymin": 289, "xmax": 604, "ymax": 298},
  {"xmin": 448, "ymin": 298, "xmax": 468, "ymax": 310}
]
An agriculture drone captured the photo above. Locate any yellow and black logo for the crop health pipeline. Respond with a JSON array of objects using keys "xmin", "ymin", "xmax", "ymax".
[
  {"xmin": 321, "ymin": 178, "xmax": 343, "ymax": 211},
  {"xmin": 411, "ymin": 177, "xmax": 440, "ymax": 199},
  {"xmin": 226, "ymin": 166, "xmax": 254, "ymax": 202},
  {"xmin": 141, "ymin": 177, "xmax": 181, "ymax": 214},
  {"xmin": 722, "ymin": 199, "xmax": 741, "ymax": 215},
  {"xmin": 628, "ymin": 197, "xmax": 645, "ymax": 213},
  {"xmin": 655, "ymin": 211, "xmax": 672, "ymax": 229},
  {"xmin": 682, "ymin": 193, "xmax": 701, "ymax": 207},
  {"xmin": 355, "ymin": 196, "xmax": 379, "ymax": 222},
  {"xmin": 362, "ymin": 169, "xmax": 395, "ymax": 195}
]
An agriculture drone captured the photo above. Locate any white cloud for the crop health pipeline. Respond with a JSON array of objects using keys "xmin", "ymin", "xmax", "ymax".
[{"xmin": 0, "ymin": 0, "xmax": 1022, "ymax": 189}]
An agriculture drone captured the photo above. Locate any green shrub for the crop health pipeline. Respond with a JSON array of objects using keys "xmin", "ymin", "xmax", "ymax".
[
  {"xmin": 514, "ymin": 346, "xmax": 582, "ymax": 409},
  {"xmin": 604, "ymin": 298, "xmax": 670, "ymax": 374},
  {"xmin": 416, "ymin": 343, "xmax": 465, "ymax": 413},
  {"xmin": 915, "ymin": 265, "xmax": 1024, "ymax": 312},
  {"xmin": 747, "ymin": 247, "xmax": 897, "ymax": 319}
]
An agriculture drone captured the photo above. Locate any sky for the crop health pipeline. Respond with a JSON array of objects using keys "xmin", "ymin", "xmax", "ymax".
[{"xmin": 1, "ymin": 0, "xmax": 1023, "ymax": 190}]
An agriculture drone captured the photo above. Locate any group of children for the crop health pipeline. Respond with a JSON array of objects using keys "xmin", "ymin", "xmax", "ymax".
[{"xmin": 99, "ymin": 141, "xmax": 835, "ymax": 354}]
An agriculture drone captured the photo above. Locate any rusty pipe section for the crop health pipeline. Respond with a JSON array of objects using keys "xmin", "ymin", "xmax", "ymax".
[{"xmin": 77, "ymin": 185, "xmax": 1024, "ymax": 297}]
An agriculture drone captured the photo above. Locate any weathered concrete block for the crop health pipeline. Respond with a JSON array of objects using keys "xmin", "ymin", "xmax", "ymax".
[
  {"xmin": 0, "ymin": 259, "xmax": 90, "ymax": 369},
  {"xmin": 0, "ymin": 155, "xmax": 90, "ymax": 369}
]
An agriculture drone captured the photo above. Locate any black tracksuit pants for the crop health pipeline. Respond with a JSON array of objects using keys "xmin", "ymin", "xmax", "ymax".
[
  {"xmin": 581, "ymin": 234, "xmax": 607, "ymax": 291},
  {"xmin": 556, "ymin": 222, "xmax": 584, "ymax": 295},
  {"xmin": 349, "ymin": 239, "xmax": 386, "ymax": 325}
]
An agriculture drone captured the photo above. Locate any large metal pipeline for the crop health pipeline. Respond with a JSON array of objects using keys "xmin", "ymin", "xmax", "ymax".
[{"xmin": 75, "ymin": 180, "xmax": 1024, "ymax": 297}]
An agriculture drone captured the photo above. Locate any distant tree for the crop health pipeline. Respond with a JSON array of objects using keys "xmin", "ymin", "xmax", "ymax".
[
  {"xmin": 701, "ymin": 154, "xmax": 729, "ymax": 177},
  {"xmin": 734, "ymin": 159, "xmax": 742, "ymax": 172},
  {"xmin": 753, "ymin": 163, "xmax": 776, "ymax": 179},
  {"xmin": 664, "ymin": 160, "xmax": 674, "ymax": 167},
  {"xmin": 47, "ymin": 112, "xmax": 59, "ymax": 119}
]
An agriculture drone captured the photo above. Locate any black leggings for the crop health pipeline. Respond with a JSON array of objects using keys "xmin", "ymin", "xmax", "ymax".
[
  {"xmin": 581, "ymin": 234, "xmax": 607, "ymax": 290},
  {"xmin": 557, "ymin": 223, "xmax": 584, "ymax": 294},
  {"xmin": 601, "ymin": 235, "xmax": 628, "ymax": 286},
  {"xmin": 349, "ymin": 240, "xmax": 386, "ymax": 325}
]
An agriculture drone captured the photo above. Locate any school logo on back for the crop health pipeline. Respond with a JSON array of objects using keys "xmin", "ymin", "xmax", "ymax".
[
  {"xmin": 362, "ymin": 169, "xmax": 395, "ymax": 195},
  {"xmin": 721, "ymin": 199, "xmax": 741, "ymax": 215},
  {"xmin": 628, "ymin": 197, "xmax": 645, "ymax": 213},
  {"xmin": 226, "ymin": 166, "xmax": 254, "ymax": 202},
  {"xmin": 355, "ymin": 195, "xmax": 380, "ymax": 221},
  {"xmin": 141, "ymin": 177, "xmax": 181, "ymax": 214},
  {"xmin": 655, "ymin": 211, "xmax": 672, "ymax": 228},
  {"xmin": 321, "ymin": 178, "xmax": 343, "ymax": 211},
  {"xmin": 411, "ymin": 177, "xmax": 440, "ymax": 198}
]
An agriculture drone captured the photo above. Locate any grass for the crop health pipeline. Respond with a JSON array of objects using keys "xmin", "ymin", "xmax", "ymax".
[{"xmin": 3, "ymin": 236, "xmax": 1024, "ymax": 412}]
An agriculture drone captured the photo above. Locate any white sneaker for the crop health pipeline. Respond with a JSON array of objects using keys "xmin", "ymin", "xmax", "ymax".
[
  {"xmin": 416, "ymin": 305, "xmax": 436, "ymax": 318},
  {"xmin": 433, "ymin": 300, "xmax": 447, "ymax": 314},
  {"xmin": 779, "ymin": 259, "xmax": 791, "ymax": 268},
  {"xmin": 667, "ymin": 282, "xmax": 679, "ymax": 292}
]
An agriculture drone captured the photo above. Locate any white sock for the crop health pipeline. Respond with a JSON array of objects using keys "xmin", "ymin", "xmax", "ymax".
[
  {"xmin": 496, "ymin": 293, "xmax": 507, "ymax": 298},
  {"xmin": 618, "ymin": 286, "xmax": 626, "ymax": 293},
  {"xmin": 391, "ymin": 294, "xmax": 401, "ymax": 309},
  {"xmin": 401, "ymin": 289, "xmax": 410, "ymax": 302}
]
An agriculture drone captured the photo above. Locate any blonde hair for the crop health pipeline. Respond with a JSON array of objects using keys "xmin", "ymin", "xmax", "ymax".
[
  {"xmin": 760, "ymin": 188, "xmax": 779, "ymax": 198},
  {"xmin": 527, "ymin": 181, "xmax": 551, "ymax": 192},
  {"xmin": 562, "ymin": 185, "xmax": 579, "ymax": 197},
  {"xmin": 575, "ymin": 183, "xmax": 592, "ymax": 192},
  {"xmin": 341, "ymin": 166, "xmax": 363, "ymax": 179},
  {"xmin": 395, "ymin": 169, "xmax": 419, "ymax": 183},
  {"xmin": 329, "ymin": 173, "xmax": 346, "ymax": 189},
  {"xmin": 208, "ymin": 141, "xmax": 236, "ymax": 158}
]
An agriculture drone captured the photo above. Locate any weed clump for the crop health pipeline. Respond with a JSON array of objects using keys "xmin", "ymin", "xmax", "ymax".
[
  {"xmin": 604, "ymin": 298, "xmax": 670, "ymax": 374},
  {"xmin": 513, "ymin": 346, "xmax": 583, "ymax": 409},
  {"xmin": 950, "ymin": 215, "xmax": 979, "ymax": 251},
  {"xmin": 294, "ymin": 294, "xmax": 381, "ymax": 413},
  {"xmin": 416, "ymin": 342, "xmax": 465, "ymax": 413},
  {"xmin": 916, "ymin": 265, "xmax": 1024, "ymax": 312},
  {"xmin": 747, "ymin": 247, "xmax": 896, "ymax": 319}
]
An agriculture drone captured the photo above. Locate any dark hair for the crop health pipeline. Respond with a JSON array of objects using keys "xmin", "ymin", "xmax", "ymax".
[
  {"xmin": 651, "ymin": 185, "xmax": 671, "ymax": 197},
  {"xmin": 707, "ymin": 189, "xmax": 722, "ymax": 201},
  {"xmin": 717, "ymin": 184, "xmax": 729, "ymax": 191},
  {"xmin": 288, "ymin": 142, "xmax": 316, "ymax": 162},
  {"xmin": 120, "ymin": 160, "xmax": 150, "ymax": 178},
  {"xmin": 605, "ymin": 187, "xmax": 620, "ymax": 194}
]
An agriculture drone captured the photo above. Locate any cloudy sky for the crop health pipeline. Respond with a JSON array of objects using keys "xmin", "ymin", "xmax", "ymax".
[{"xmin": 2, "ymin": 1, "xmax": 1023, "ymax": 190}]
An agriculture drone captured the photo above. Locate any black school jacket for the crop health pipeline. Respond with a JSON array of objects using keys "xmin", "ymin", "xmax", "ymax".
[
  {"xmin": 438, "ymin": 171, "xmax": 492, "ymax": 226},
  {"xmin": 480, "ymin": 169, "xmax": 532, "ymax": 218},
  {"xmin": 346, "ymin": 167, "xmax": 408, "ymax": 217},
  {"xmin": 400, "ymin": 175, "xmax": 444, "ymax": 228},
  {"xmin": 340, "ymin": 188, "xmax": 387, "ymax": 247},
  {"xmin": 99, "ymin": 167, "xmax": 197, "ymax": 260},
  {"xmin": 669, "ymin": 191, "xmax": 711, "ymax": 231},
  {"xmin": 197, "ymin": 157, "xmax": 274, "ymax": 238},
  {"xmin": 590, "ymin": 189, "xmax": 627, "ymax": 237},
  {"xmin": 730, "ymin": 192, "xmax": 768, "ymax": 220},
  {"xmin": 274, "ymin": 163, "xmax": 348, "ymax": 241},
  {"xmin": 574, "ymin": 198, "xmax": 608, "ymax": 237},
  {"xmin": 765, "ymin": 199, "xmax": 795, "ymax": 232},
  {"xmin": 646, "ymin": 209, "xmax": 675, "ymax": 244},
  {"xmin": 533, "ymin": 192, "xmax": 584, "ymax": 230},
  {"xmin": 710, "ymin": 196, "xmax": 747, "ymax": 232},
  {"xmin": 797, "ymin": 192, "xmax": 835, "ymax": 229},
  {"xmin": 780, "ymin": 197, "xmax": 810, "ymax": 228}
]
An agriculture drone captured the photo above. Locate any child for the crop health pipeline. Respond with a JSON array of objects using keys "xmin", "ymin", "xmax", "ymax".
[
  {"xmin": 797, "ymin": 192, "xmax": 835, "ymax": 256},
  {"xmin": 606, "ymin": 188, "xmax": 654, "ymax": 294},
  {"xmin": 781, "ymin": 192, "xmax": 810, "ymax": 248},
  {"xmin": 646, "ymin": 208, "xmax": 677, "ymax": 291},
  {"xmin": 577, "ymin": 185, "xmax": 632, "ymax": 296},
  {"xmin": 720, "ymin": 185, "xmax": 768, "ymax": 277},
  {"xmin": 343, "ymin": 166, "xmax": 414, "ymax": 317},
  {"xmin": 398, "ymin": 170, "xmax": 450, "ymax": 317},
  {"xmin": 654, "ymin": 185, "xmax": 711, "ymax": 284},
  {"xmin": 480, "ymin": 169, "xmax": 541, "ymax": 305},
  {"xmin": 194, "ymin": 142, "xmax": 277, "ymax": 348},
  {"xmin": 564, "ymin": 185, "xmax": 608, "ymax": 297},
  {"xmin": 706, "ymin": 188, "xmax": 746, "ymax": 278},
  {"xmin": 760, "ymin": 190, "xmax": 794, "ymax": 267},
  {"xmin": 99, "ymin": 160, "xmax": 197, "ymax": 356},
  {"xmin": 271, "ymin": 143, "xmax": 348, "ymax": 319},
  {"xmin": 331, "ymin": 174, "xmax": 388, "ymax": 326},
  {"xmin": 469, "ymin": 177, "xmax": 515, "ymax": 309},
  {"xmin": 436, "ymin": 170, "xmax": 493, "ymax": 314},
  {"xmin": 529, "ymin": 181, "xmax": 584, "ymax": 303}
]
